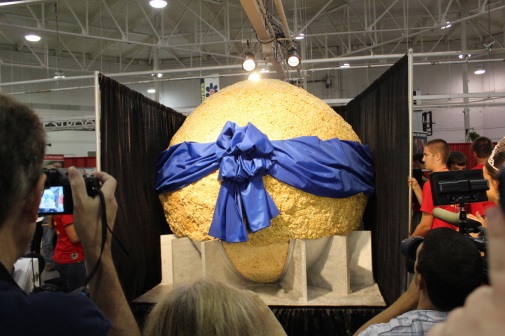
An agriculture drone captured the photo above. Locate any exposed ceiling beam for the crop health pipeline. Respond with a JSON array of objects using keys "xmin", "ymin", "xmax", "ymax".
[{"xmin": 240, "ymin": 0, "xmax": 285, "ymax": 80}]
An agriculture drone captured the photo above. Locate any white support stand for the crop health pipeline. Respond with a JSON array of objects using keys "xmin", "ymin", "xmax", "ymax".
[{"xmin": 140, "ymin": 231, "xmax": 384, "ymax": 307}]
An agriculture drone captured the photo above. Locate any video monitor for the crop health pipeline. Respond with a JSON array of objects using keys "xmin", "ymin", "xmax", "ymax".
[
  {"xmin": 38, "ymin": 185, "xmax": 73, "ymax": 215},
  {"xmin": 429, "ymin": 169, "xmax": 489, "ymax": 206}
]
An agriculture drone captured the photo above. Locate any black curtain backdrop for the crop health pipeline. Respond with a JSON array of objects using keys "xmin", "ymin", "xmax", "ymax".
[
  {"xmin": 335, "ymin": 55, "xmax": 410, "ymax": 305},
  {"xmin": 131, "ymin": 303, "xmax": 384, "ymax": 335},
  {"xmin": 99, "ymin": 74, "xmax": 186, "ymax": 301}
]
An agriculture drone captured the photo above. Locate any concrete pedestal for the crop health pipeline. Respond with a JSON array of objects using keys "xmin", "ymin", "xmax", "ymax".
[{"xmin": 138, "ymin": 231, "xmax": 385, "ymax": 307}]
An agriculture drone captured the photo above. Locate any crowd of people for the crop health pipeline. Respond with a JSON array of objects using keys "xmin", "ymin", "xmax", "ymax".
[
  {"xmin": 1, "ymin": 91, "xmax": 505, "ymax": 335},
  {"xmin": 409, "ymin": 136, "xmax": 502, "ymax": 235}
]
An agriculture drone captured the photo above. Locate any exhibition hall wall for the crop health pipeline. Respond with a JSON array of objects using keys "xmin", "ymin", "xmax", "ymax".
[{"xmin": 2, "ymin": 58, "xmax": 503, "ymax": 157}]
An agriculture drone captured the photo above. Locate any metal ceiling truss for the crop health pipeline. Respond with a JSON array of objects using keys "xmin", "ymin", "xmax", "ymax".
[{"xmin": 0, "ymin": 0, "xmax": 503, "ymax": 80}]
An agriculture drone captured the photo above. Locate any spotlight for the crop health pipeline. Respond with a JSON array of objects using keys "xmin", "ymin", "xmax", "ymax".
[
  {"xmin": 248, "ymin": 72, "xmax": 260, "ymax": 81},
  {"xmin": 54, "ymin": 71, "xmax": 65, "ymax": 79},
  {"xmin": 295, "ymin": 33, "xmax": 305, "ymax": 40},
  {"xmin": 340, "ymin": 63, "xmax": 350, "ymax": 69},
  {"xmin": 147, "ymin": 88, "xmax": 156, "ymax": 93},
  {"xmin": 150, "ymin": 0, "xmax": 167, "ymax": 8},
  {"xmin": 474, "ymin": 66, "xmax": 486, "ymax": 75},
  {"xmin": 242, "ymin": 52, "xmax": 256, "ymax": 72},
  {"xmin": 287, "ymin": 47, "xmax": 300, "ymax": 68},
  {"xmin": 25, "ymin": 34, "xmax": 41, "ymax": 42},
  {"xmin": 157, "ymin": 73, "xmax": 163, "ymax": 78},
  {"xmin": 440, "ymin": 21, "xmax": 451, "ymax": 29}
]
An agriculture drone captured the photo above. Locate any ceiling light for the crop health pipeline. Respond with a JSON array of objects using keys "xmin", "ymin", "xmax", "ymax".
[
  {"xmin": 147, "ymin": 88, "xmax": 156, "ymax": 93},
  {"xmin": 248, "ymin": 73, "xmax": 260, "ymax": 81},
  {"xmin": 157, "ymin": 73, "xmax": 163, "ymax": 78},
  {"xmin": 150, "ymin": 0, "xmax": 167, "ymax": 8},
  {"xmin": 295, "ymin": 33, "xmax": 305, "ymax": 40},
  {"xmin": 474, "ymin": 66, "xmax": 486, "ymax": 75},
  {"xmin": 25, "ymin": 34, "xmax": 41, "ymax": 42},
  {"xmin": 287, "ymin": 47, "xmax": 301, "ymax": 68},
  {"xmin": 242, "ymin": 52, "xmax": 256, "ymax": 72},
  {"xmin": 441, "ymin": 21, "xmax": 451, "ymax": 29},
  {"xmin": 340, "ymin": 63, "xmax": 350, "ymax": 69},
  {"xmin": 54, "ymin": 71, "xmax": 65, "ymax": 79}
]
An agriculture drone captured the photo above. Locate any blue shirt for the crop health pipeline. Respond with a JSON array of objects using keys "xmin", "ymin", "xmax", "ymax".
[
  {"xmin": 359, "ymin": 310, "xmax": 448, "ymax": 336},
  {"xmin": 0, "ymin": 262, "xmax": 110, "ymax": 336}
]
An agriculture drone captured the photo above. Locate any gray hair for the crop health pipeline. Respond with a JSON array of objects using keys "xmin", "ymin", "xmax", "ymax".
[
  {"xmin": 143, "ymin": 279, "xmax": 274, "ymax": 336},
  {"xmin": 0, "ymin": 94, "xmax": 46, "ymax": 225}
]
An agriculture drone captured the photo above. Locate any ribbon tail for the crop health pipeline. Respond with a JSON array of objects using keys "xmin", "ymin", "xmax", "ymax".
[
  {"xmin": 241, "ymin": 176, "xmax": 280, "ymax": 233},
  {"xmin": 209, "ymin": 181, "xmax": 249, "ymax": 242}
]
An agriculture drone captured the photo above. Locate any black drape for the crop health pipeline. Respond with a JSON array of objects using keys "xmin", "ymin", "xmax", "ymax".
[
  {"xmin": 99, "ymin": 74, "xmax": 186, "ymax": 301},
  {"xmin": 130, "ymin": 303, "xmax": 384, "ymax": 335},
  {"xmin": 335, "ymin": 55, "xmax": 410, "ymax": 305}
]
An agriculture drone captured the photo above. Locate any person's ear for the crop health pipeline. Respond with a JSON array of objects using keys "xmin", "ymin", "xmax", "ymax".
[
  {"xmin": 490, "ymin": 179, "xmax": 500, "ymax": 198},
  {"xmin": 417, "ymin": 273, "xmax": 426, "ymax": 291},
  {"xmin": 23, "ymin": 173, "xmax": 46, "ymax": 222}
]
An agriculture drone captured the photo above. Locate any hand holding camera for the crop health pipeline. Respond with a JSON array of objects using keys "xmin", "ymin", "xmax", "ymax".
[
  {"xmin": 67, "ymin": 167, "xmax": 118, "ymax": 257},
  {"xmin": 38, "ymin": 168, "xmax": 101, "ymax": 215}
]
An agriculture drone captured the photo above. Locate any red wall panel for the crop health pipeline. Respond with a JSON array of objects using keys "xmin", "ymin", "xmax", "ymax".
[{"xmin": 64, "ymin": 157, "xmax": 96, "ymax": 169}]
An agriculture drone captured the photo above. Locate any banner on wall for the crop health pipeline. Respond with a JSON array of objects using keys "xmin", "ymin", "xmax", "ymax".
[
  {"xmin": 200, "ymin": 77, "xmax": 219, "ymax": 102},
  {"xmin": 43, "ymin": 155, "xmax": 64, "ymax": 168},
  {"xmin": 413, "ymin": 132, "xmax": 428, "ymax": 155}
]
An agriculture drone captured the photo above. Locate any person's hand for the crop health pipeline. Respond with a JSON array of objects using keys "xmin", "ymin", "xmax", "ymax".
[
  {"xmin": 428, "ymin": 207, "xmax": 505, "ymax": 336},
  {"xmin": 408, "ymin": 177, "xmax": 420, "ymax": 190},
  {"xmin": 467, "ymin": 212, "xmax": 486, "ymax": 227},
  {"xmin": 68, "ymin": 167, "xmax": 118, "ymax": 257}
]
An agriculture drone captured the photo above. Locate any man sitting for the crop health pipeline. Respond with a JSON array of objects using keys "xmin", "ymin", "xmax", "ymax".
[{"xmin": 355, "ymin": 228, "xmax": 483, "ymax": 335}]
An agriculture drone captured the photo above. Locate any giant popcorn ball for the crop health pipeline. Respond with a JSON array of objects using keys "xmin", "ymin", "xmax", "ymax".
[{"xmin": 159, "ymin": 79, "xmax": 369, "ymax": 283}]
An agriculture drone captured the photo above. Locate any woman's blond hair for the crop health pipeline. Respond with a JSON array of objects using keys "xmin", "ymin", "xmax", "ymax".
[{"xmin": 143, "ymin": 279, "xmax": 275, "ymax": 336}]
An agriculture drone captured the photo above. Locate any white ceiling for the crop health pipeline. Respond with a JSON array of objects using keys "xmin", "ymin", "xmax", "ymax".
[{"xmin": 0, "ymin": 0, "xmax": 504, "ymax": 82}]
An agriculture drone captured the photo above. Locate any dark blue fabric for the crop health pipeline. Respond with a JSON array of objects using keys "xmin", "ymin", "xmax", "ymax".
[
  {"xmin": 0, "ymin": 263, "xmax": 110, "ymax": 336},
  {"xmin": 156, "ymin": 121, "xmax": 374, "ymax": 242}
]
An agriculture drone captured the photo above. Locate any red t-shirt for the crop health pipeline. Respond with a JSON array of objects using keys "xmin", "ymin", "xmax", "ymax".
[
  {"xmin": 469, "ymin": 163, "xmax": 495, "ymax": 216},
  {"xmin": 420, "ymin": 181, "xmax": 459, "ymax": 230},
  {"xmin": 53, "ymin": 214, "xmax": 85, "ymax": 264}
]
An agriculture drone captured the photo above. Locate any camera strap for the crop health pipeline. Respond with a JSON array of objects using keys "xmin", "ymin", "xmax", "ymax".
[{"xmin": 83, "ymin": 190, "xmax": 129, "ymax": 287}]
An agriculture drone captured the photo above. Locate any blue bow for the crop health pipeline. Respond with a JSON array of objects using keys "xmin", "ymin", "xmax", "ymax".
[{"xmin": 156, "ymin": 121, "xmax": 374, "ymax": 242}]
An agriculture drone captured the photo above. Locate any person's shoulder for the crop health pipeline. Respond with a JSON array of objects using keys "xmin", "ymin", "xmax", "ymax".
[
  {"xmin": 415, "ymin": 310, "xmax": 448, "ymax": 321},
  {"xmin": 0, "ymin": 288, "xmax": 110, "ymax": 336},
  {"xmin": 358, "ymin": 310, "xmax": 418, "ymax": 335},
  {"xmin": 60, "ymin": 214, "xmax": 74, "ymax": 226},
  {"xmin": 358, "ymin": 310, "xmax": 444, "ymax": 336}
]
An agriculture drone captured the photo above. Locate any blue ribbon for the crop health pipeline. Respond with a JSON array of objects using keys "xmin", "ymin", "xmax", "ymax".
[{"xmin": 156, "ymin": 121, "xmax": 374, "ymax": 242}]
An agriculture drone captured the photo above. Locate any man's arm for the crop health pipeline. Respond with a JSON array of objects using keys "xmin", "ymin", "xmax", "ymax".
[
  {"xmin": 411, "ymin": 212, "xmax": 433, "ymax": 237},
  {"xmin": 354, "ymin": 278, "xmax": 419, "ymax": 335},
  {"xmin": 409, "ymin": 177, "xmax": 423, "ymax": 205},
  {"xmin": 68, "ymin": 167, "xmax": 140, "ymax": 336}
]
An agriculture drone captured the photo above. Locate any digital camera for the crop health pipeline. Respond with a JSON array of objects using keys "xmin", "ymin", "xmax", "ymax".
[{"xmin": 38, "ymin": 168, "xmax": 100, "ymax": 215}]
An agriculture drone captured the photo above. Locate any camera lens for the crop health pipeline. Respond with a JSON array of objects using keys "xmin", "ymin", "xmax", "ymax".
[{"xmin": 401, "ymin": 236, "xmax": 424, "ymax": 260}]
